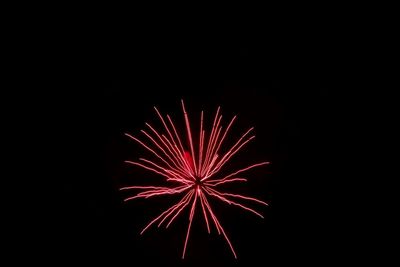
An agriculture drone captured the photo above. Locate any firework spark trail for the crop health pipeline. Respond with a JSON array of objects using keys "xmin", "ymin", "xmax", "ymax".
[{"xmin": 121, "ymin": 100, "xmax": 269, "ymax": 259}]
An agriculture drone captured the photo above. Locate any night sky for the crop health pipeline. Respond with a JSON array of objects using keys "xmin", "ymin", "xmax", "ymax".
[{"xmin": 26, "ymin": 12, "xmax": 351, "ymax": 266}]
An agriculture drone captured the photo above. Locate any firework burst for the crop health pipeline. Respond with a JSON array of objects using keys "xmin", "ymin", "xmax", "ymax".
[{"xmin": 121, "ymin": 100, "xmax": 269, "ymax": 259}]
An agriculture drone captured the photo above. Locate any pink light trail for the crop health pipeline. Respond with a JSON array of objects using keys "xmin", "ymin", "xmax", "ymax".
[{"xmin": 121, "ymin": 100, "xmax": 270, "ymax": 259}]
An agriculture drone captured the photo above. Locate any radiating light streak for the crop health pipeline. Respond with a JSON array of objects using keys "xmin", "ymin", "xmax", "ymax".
[{"xmin": 121, "ymin": 100, "xmax": 270, "ymax": 259}]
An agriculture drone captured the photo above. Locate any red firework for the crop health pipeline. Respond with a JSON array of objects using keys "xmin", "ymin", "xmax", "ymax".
[{"xmin": 121, "ymin": 100, "xmax": 269, "ymax": 259}]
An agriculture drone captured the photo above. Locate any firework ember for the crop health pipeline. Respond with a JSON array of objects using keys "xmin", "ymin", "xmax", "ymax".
[{"xmin": 121, "ymin": 100, "xmax": 269, "ymax": 259}]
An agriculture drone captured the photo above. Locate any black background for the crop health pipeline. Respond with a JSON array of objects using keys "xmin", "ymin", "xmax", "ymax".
[{"xmin": 21, "ymin": 8, "xmax": 356, "ymax": 266}]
